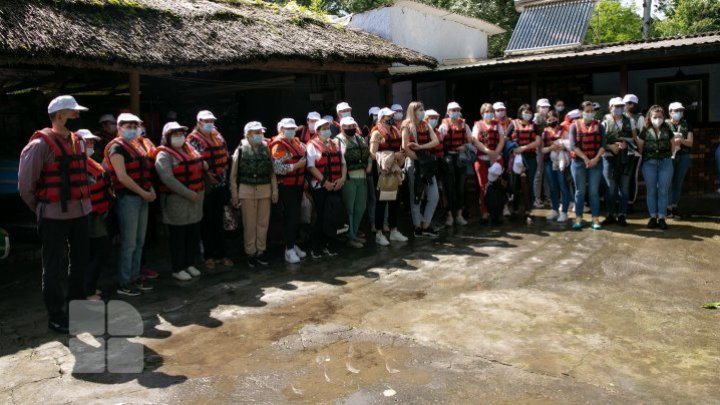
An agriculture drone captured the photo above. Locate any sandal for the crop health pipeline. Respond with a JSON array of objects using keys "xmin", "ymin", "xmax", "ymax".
[
  {"xmin": 205, "ymin": 259, "xmax": 216, "ymax": 269},
  {"xmin": 221, "ymin": 257, "xmax": 234, "ymax": 267}
]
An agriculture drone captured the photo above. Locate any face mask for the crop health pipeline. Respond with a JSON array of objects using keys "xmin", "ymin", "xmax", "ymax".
[
  {"xmin": 495, "ymin": 110, "xmax": 506, "ymax": 118},
  {"xmin": 283, "ymin": 129, "xmax": 296, "ymax": 139},
  {"xmin": 522, "ymin": 113, "xmax": 533, "ymax": 121},
  {"xmin": 555, "ymin": 106, "xmax": 565, "ymax": 112},
  {"xmin": 86, "ymin": 147, "xmax": 94, "ymax": 157},
  {"xmin": 202, "ymin": 123, "xmax": 214, "ymax": 132},
  {"xmin": 393, "ymin": 112, "xmax": 403, "ymax": 121},
  {"xmin": 583, "ymin": 113, "xmax": 595, "ymax": 121},
  {"xmin": 171, "ymin": 136, "xmax": 185, "ymax": 148},
  {"xmin": 428, "ymin": 119, "xmax": 438, "ymax": 128},
  {"xmin": 547, "ymin": 121, "xmax": 558, "ymax": 128},
  {"xmin": 672, "ymin": 112, "xmax": 683, "ymax": 121},
  {"xmin": 345, "ymin": 128, "xmax": 357, "ymax": 137},
  {"xmin": 340, "ymin": 111, "xmax": 351, "ymax": 119},
  {"xmin": 252, "ymin": 134, "xmax": 263, "ymax": 144},
  {"xmin": 613, "ymin": 107, "xmax": 623, "ymax": 116},
  {"xmin": 450, "ymin": 111, "xmax": 461, "ymax": 120},
  {"xmin": 122, "ymin": 129, "xmax": 138, "ymax": 141},
  {"xmin": 320, "ymin": 129, "xmax": 332, "ymax": 139},
  {"xmin": 483, "ymin": 113, "xmax": 494, "ymax": 121},
  {"xmin": 416, "ymin": 111, "xmax": 425, "ymax": 121},
  {"xmin": 652, "ymin": 118, "xmax": 663, "ymax": 127},
  {"xmin": 539, "ymin": 107, "xmax": 550, "ymax": 114}
]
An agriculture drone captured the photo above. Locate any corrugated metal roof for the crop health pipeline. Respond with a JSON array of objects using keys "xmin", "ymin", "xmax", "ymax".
[{"xmin": 505, "ymin": 0, "xmax": 595, "ymax": 55}]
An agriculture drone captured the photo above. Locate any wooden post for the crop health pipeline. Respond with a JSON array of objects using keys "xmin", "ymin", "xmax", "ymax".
[
  {"xmin": 530, "ymin": 73, "xmax": 538, "ymax": 105},
  {"xmin": 619, "ymin": 64, "xmax": 629, "ymax": 95},
  {"xmin": 129, "ymin": 71, "xmax": 140, "ymax": 115}
]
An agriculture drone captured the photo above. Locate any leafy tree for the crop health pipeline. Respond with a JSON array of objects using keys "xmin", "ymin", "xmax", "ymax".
[
  {"xmin": 654, "ymin": 0, "xmax": 720, "ymax": 36},
  {"xmin": 584, "ymin": 0, "xmax": 643, "ymax": 44}
]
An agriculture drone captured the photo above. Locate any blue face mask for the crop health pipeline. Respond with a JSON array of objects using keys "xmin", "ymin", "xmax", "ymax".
[
  {"xmin": 483, "ymin": 113, "xmax": 495, "ymax": 121},
  {"xmin": 320, "ymin": 129, "xmax": 332, "ymax": 139},
  {"xmin": 252, "ymin": 134, "xmax": 263, "ymax": 144},
  {"xmin": 283, "ymin": 129, "xmax": 296, "ymax": 139},
  {"xmin": 428, "ymin": 119, "xmax": 438, "ymax": 129},
  {"xmin": 522, "ymin": 113, "xmax": 533, "ymax": 121},
  {"xmin": 202, "ymin": 123, "xmax": 214, "ymax": 132},
  {"xmin": 555, "ymin": 106, "xmax": 565, "ymax": 112},
  {"xmin": 672, "ymin": 112, "xmax": 683, "ymax": 121},
  {"xmin": 613, "ymin": 107, "xmax": 623, "ymax": 116},
  {"xmin": 450, "ymin": 111, "xmax": 460, "ymax": 120},
  {"xmin": 122, "ymin": 129, "xmax": 138, "ymax": 141},
  {"xmin": 416, "ymin": 111, "xmax": 425, "ymax": 121},
  {"xmin": 583, "ymin": 113, "xmax": 595, "ymax": 121},
  {"xmin": 340, "ymin": 111, "xmax": 351, "ymax": 119}
]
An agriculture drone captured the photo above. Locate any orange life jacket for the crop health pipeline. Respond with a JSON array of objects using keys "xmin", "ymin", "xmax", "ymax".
[
  {"xmin": 86, "ymin": 157, "xmax": 111, "ymax": 215},
  {"xmin": 103, "ymin": 137, "xmax": 154, "ymax": 193},
  {"xmin": 411, "ymin": 121, "xmax": 433, "ymax": 156},
  {"xmin": 269, "ymin": 135, "xmax": 307, "ymax": 187},
  {"xmin": 510, "ymin": 119, "xmax": 537, "ymax": 152},
  {"xmin": 573, "ymin": 120, "xmax": 603, "ymax": 159},
  {"xmin": 156, "ymin": 145, "xmax": 205, "ymax": 194},
  {"xmin": 373, "ymin": 125, "xmax": 402, "ymax": 152},
  {"xmin": 542, "ymin": 127, "xmax": 564, "ymax": 149},
  {"xmin": 474, "ymin": 120, "xmax": 501, "ymax": 153},
  {"xmin": 310, "ymin": 138, "xmax": 342, "ymax": 183},
  {"xmin": 442, "ymin": 118, "xmax": 466, "ymax": 153},
  {"xmin": 187, "ymin": 129, "xmax": 229, "ymax": 176}
]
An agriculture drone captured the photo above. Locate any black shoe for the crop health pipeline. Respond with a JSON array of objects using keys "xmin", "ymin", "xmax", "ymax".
[
  {"xmin": 310, "ymin": 250, "xmax": 324, "ymax": 260},
  {"xmin": 672, "ymin": 209, "xmax": 683, "ymax": 220},
  {"xmin": 117, "ymin": 285, "xmax": 142, "ymax": 297},
  {"xmin": 246, "ymin": 256, "xmax": 257, "ymax": 268},
  {"xmin": 601, "ymin": 215, "xmax": 617, "ymax": 226},
  {"xmin": 255, "ymin": 252, "xmax": 269, "ymax": 266},
  {"xmin": 135, "ymin": 280, "xmax": 154, "ymax": 292},
  {"xmin": 666, "ymin": 208, "xmax": 674, "ymax": 219},
  {"xmin": 617, "ymin": 215, "xmax": 628, "ymax": 226},
  {"xmin": 647, "ymin": 217, "xmax": 658, "ymax": 229},
  {"xmin": 422, "ymin": 228, "xmax": 439, "ymax": 237},
  {"xmin": 322, "ymin": 247, "xmax": 338, "ymax": 257},
  {"xmin": 48, "ymin": 317, "xmax": 69, "ymax": 334},
  {"xmin": 658, "ymin": 218, "xmax": 668, "ymax": 230},
  {"xmin": 414, "ymin": 228, "xmax": 424, "ymax": 238}
]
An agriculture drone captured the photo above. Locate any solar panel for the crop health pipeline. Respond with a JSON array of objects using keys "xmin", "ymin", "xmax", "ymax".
[{"xmin": 505, "ymin": 0, "xmax": 596, "ymax": 55}]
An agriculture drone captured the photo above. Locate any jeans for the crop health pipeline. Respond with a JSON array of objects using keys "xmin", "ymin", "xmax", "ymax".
[
  {"xmin": 168, "ymin": 222, "xmax": 201, "ymax": 272},
  {"xmin": 442, "ymin": 154, "xmax": 466, "ymax": 213},
  {"xmin": 341, "ymin": 177, "xmax": 368, "ymax": 239},
  {"xmin": 570, "ymin": 159, "xmax": 602, "ymax": 218},
  {"xmin": 670, "ymin": 153, "xmax": 690, "ymax": 207},
  {"xmin": 602, "ymin": 155, "xmax": 631, "ymax": 215},
  {"xmin": 642, "ymin": 158, "xmax": 674, "ymax": 218},
  {"xmin": 116, "ymin": 194, "xmax": 148, "ymax": 287},
  {"xmin": 544, "ymin": 160, "xmax": 570, "ymax": 213},
  {"xmin": 406, "ymin": 164, "xmax": 439, "ymax": 228},
  {"xmin": 279, "ymin": 185, "xmax": 303, "ymax": 248}
]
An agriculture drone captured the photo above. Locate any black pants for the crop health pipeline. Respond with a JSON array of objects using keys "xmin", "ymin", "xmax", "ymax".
[
  {"xmin": 201, "ymin": 186, "xmax": 228, "ymax": 260},
  {"xmin": 279, "ymin": 185, "xmax": 302, "ymax": 249},
  {"xmin": 442, "ymin": 154, "xmax": 466, "ymax": 213},
  {"xmin": 85, "ymin": 235, "xmax": 110, "ymax": 296},
  {"xmin": 310, "ymin": 188, "xmax": 338, "ymax": 251},
  {"xmin": 375, "ymin": 199, "xmax": 398, "ymax": 230},
  {"xmin": 39, "ymin": 216, "xmax": 89, "ymax": 320},
  {"xmin": 168, "ymin": 222, "xmax": 201, "ymax": 272}
]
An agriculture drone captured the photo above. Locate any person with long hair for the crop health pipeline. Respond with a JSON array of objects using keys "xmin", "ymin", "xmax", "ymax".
[
  {"xmin": 637, "ymin": 105, "xmax": 674, "ymax": 230},
  {"xmin": 569, "ymin": 101, "xmax": 606, "ymax": 230},
  {"xmin": 507, "ymin": 104, "xmax": 541, "ymax": 222},
  {"xmin": 438, "ymin": 101, "xmax": 473, "ymax": 226}
]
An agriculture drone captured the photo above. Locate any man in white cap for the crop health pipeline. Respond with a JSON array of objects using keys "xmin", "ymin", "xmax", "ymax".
[
  {"xmin": 187, "ymin": 109, "xmax": 233, "ymax": 269},
  {"xmin": 300, "ymin": 111, "xmax": 321, "ymax": 143},
  {"xmin": 600, "ymin": 97, "xmax": 636, "ymax": 227},
  {"xmin": 437, "ymin": 101, "xmax": 472, "ymax": 226},
  {"xmin": 533, "ymin": 98, "xmax": 552, "ymax": 209},
  {"xmin": 390, "ymin": 104, "xmax": 404, "ymax": 130},
  {"xmin": 622, "ymin": 94, "xmax": 644, "ymax": 207},
  {"xmin": 94, "ymin": 114, "xmax": 116, "ymax": 162},
  {"xmin": 332, "ymin": 102, "xmax": 353, "ymax": 137},
  {"xmin": 666, "ymin": 101, "xmax": 693, "ymax": 218},
  {"xmin": 18, "ymin": 95, "xmax": 91, "ymax": 333}
]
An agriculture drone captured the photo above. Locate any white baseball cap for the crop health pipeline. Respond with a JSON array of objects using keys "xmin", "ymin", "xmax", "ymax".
[
  {"xmin": 623, "ymin": 94, "xmax": 639, "ymax": 104},
  {"xmin": 567, "ymin": 109, "xmax": 582, "ymax": 119},
  {"xmin": 340, "ymin": 116, "xmax": 357, "ymax": 127},
  {"xmin": 243, "ymin": 121, "xmax": 266, "ymax": 134},
  {"xmin": 536, "ymin": 98, "xmax": 551, "ymax": 107},
  {"xmin": 278, "ymin": 118, "xmax": 298, "ymax": 129},
  {"xmin": 314, "ymin": 118, "xmax": 331, "ymax": 132},
  {"xmin": 48, "ymin": 95, "xmax": 88, "ymax": 114},
  {"xmin": 322, "ymin": 115, "xmax": 334, "ymax": 123},
  {"xmin": 368, "ymin": 106, "xmax": 381, "ymax": 116},
  {"xmin": 307, "ymin": 111, "xmax": 321, "ymax": 120},
  {"xmin": 336, "ymin": 102, "xmax": 351, "ymax": 112},
  {"xmin": 609, "ymin": 97, "xmax": 624, "ymax": 106},
  {"xmin": 117, "ymin": 113, "xmax": 142, "ymax": 125},
  {"xmin": 425, "ymin": 109, "xmax": 440, "ymax": 117},
  {"xmin": 162, "ymin": 121, "xmax": 188, "ymax": 137},
  {"xmin": 98, "ymin": 114, "xmax": 116, "ymax": 124},
  {"xmin": 493, "ymin": 102, "xmax": 506, "ymax": 110},
  {"xmin": 378, "ymin": 107, "xmax": 394, "ymax": 119},
  {"xmin": 488, "ymin": 162, "xmax": 503, "ymax": 182},
  {"xmin": 197, "ymin": 110, "xmax": 217, "ymax": 121},
  {"xmin": 390, "ymin": 104, "xmax": 403, "ymax": 112},
  {"xmin": 447, "ymin": 101, "xmax": 462, "ymax": 111},
  {"xmin": 76, "ymin": 129, "xmax": 100, "ymax": 141},
  {"xmin": 668, "ymin": 102, "xmax": 685, "ymax": 111}
]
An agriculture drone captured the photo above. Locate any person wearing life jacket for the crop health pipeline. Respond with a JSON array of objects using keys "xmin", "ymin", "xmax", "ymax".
[
  {"xmin": 155, "ymin": 122, "xmax": 205, "ymax": 281},
  {"xmin": 369, "ymin": 108, "xmax": 408, "ymax": 246},
  {"xmin": 336, "ymin": 116, "xmax": 371, "ymax": 248},
  {"xmin": 471, "ymin": 103, "xmax": 504, "ymax": 222},
  {"xmin": 94, "ymin": 114, "xmax": 116, "ymax": 162},
  {"xmin": 299, "ymin": 111, "xmax": 321, "ymax": 143},
  {"xmin": 533, "ymin": 98, "xmax": 552, "ymax": 210},
  {"xmin": 307, "ymin": 118, "xmax": 347, "ymax": 257},
  {"xmin": 364, "ymin": 107, "xmax": 382, "ymax": 233},
  {"xmin": 364, "ymin": 106, "xmax": 380, "ymax": 139},
  {"xmin": 569, "ymin": 101, "xmax": 606, "ymax": 231},
  {"xmin": 230, "ymin": 121, "xmax": 278, "ymax": 267},
  {"xmin": 76, "ymin": 129, "xmax": 113, "ymax": 301},
  {"xmin": 539, "ymin": 111, "xmax": 571, "ymax": 223},
  {"xmin": 437, "ymin": 101, "xmax": 472, "ymax": 226},
  {"xmin": 401, "ymin": 102, "xmax": 442, "ymax": 237},
  {"xmin": 424, "ymin": 109, "xmax": 445, "ymax": 225},
  {"xmin": 331, "ymin": 102, "xmax": 353, "ymax": 137},
  {"xmin": 18, "ymin": 95, "xmax": 91, "ymax": 333},
  {"xmin": 601, "ymin": 97, "xmax": 637, "ymax": 227},
  {"xmin": 623, "ymin": 94, "xmax": 645, "ymax": 208},
  {"xmin": 666, "ymin": 102, "xmax": 693, "ymax": 219},
  {"xmin": 187, "ymin": 110, "xmax": 233, "ymax": 269},
  {"xmin": 507, "ymin": 104, "xmax": 541, "ymax": 223},
  {"xmin": 554, "ymin": 100, "xmax": 566, "ymax": 121},
  {"xmin": 493, "ymin": 101, "xmax": 514, "ymax": 218},
  {"xmin": 637, "ymin": 105, "xmax": 674, "ymax": 230},
  {"xmin": 104, "ymin": 113, "xmax": 156, "ymax": 296},
  {"xmin": 390, "ymin": 104, "xmax": 404, "ymax": 131},
  {"xmin": 270, "ymin": 118, "xmax": 308, "ymax": 264}
]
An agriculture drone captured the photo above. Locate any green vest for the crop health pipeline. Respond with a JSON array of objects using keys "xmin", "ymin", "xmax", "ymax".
[
  {"xmin": 237, "ymin": 144, "xmax": 273, "ymax": 185},
  {"xmin": 341, "ymin": 135, "xmax": 370, "ymax": 172},
  {"xmin": 604, "ymin": 115, "xmax": 633, "ymax": 144},
  {"xmin": 641, "ymin": 125, "xmax": 672, "ymax": 160},
  {"xmin": 665, "ymin": 119, "xmax": 691, "ymax": 155}
]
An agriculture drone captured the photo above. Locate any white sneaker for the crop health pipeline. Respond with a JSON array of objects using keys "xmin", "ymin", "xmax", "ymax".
[
  {"xmin": 172, "ymin": 270, "xmax": 192, "ymax": 281},
  {"xmin": 293, "ymin": 245, "xmax": 307, "ymax": 259},
  {"xmin": 445, "ymin": 215, "xmax": 454, "ymax": 226},
  {"xmin": 455, "ymin": 215, "xmax": 468, "ymax": 226},
  {"xmin": 533, "ymin": 199, "xmax": 545, "ymax": 209},
  {"xmin": 568, "ymin": 202, "xmax": 576, "ymax": 213},
  {"xmin": 375, "ymin": 232, "xmax": 390, "ymax": 246},
  {"xmin": 546, "ymin": 210, "xmax": 559, "ymax": 220},
  {"xmin": 503, "ymin": 205, "xmax": 511, "ymax": 217},
  {"xmin": 389, "ymin": 230, "xmax": 408, "ymax": 242},
  {"xmin": 186, "ymin": 266, "xmax": 201, "ymax": 277},
  {"xmin": 285, "ymin": 249, "xmax": 300, "ymax": 264},
  {"xmin": 557, "ymin": 212, "xmax": 568, "ymax": 222}
]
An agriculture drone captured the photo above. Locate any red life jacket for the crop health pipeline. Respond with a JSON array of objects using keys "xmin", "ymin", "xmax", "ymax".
[
  {"xmin": 269, "ymin": 135, "xmax": 307, "ymax": 187},
  {"xmin": 156, "ymin": 145, "xmax": 205, "ymax": 194},
  {"xmin": 442, "ymin": 118, "xmax": 467, "ymax": 153},
  {"xmin": 411, "ymin": 121, "xmax": 433, "ymax": 156},
  {"xmin": 310, "ymin": 138, "xmax": 342, "ymax": 183},
  {"xmin": 574, "ymin": 120, "xmax": 603, "ymax": 159},
  {"xmin": 86, "ymin": 158, "xmax": 111, "ymax": 215},
  {"xmin": 373, "ymin": 125, "xmax": 402, "ymax": 152},
  {"xmin": 511, "ymin": 119, "xmax": 537, "ymax": 152},
  {"xmin": 474, "ymin": 120, "xmax": 501, "ymax": 153},
  {"xmin": 299, "ymin": 126, "xmax": 315, "ymax": 144},
  {"xmin": 31, "ymin": 129, "xmax": 89, "ymax": 211},
  {"xmin": 187, "ymin": 130, "xmax": 229, "ymax": 176},
  {"xmin": 542, "ymin": 127, "xmax": 563, "ymax": 149},
  {"xmin": 103, "ymin": 137, "xmax": 154, "ymax": 193}
]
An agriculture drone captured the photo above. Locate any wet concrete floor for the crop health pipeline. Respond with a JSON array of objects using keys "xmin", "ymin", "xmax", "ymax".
[{"xmin": 1, "ymin": 198, "xmax": 719, "ymax": 403}]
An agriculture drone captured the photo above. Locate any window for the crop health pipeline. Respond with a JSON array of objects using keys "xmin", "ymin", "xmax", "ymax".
[{"xmin": 649, "ymin": 74, "xmax": 708, "ymax": 123}]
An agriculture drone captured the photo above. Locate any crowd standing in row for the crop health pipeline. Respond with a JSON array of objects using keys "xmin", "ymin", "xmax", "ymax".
[{"xmin": 18, "ymin": 94, "xmax": 694, "ymax": 333}]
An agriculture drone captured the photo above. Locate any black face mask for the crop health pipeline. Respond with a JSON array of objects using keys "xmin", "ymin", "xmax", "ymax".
[
  {"xmin": 345, "ymin": 128, "xmax": 357, "ymax": 137},
  {"xmin": 548, "ymin": 121, "xmax": 559, "ymax": 128}
]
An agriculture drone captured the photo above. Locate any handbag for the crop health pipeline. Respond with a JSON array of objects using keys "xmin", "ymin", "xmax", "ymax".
[{"xmin": 377, "ymin": 172, "xmax": 400, "ymax": 201}]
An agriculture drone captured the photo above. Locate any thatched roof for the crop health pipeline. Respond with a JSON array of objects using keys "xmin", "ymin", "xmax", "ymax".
[{"xmin": 0, "ymin": 0, "xmax": 436, "ymax": 74}]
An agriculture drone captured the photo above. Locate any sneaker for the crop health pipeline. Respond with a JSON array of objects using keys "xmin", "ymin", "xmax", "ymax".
[
  {"xmin": 414, "ymin": 228, "xmax": 425, "ymax": 238},
  {"xmin": 347, "ymin": 239, "xmax": 364, "ymax": 249},
  {"xmin": 658, "ymin": 218, "xmax": 668, "ymax": 230},
  {"xmin": 255, "ymin": 252, "xmax": 269, "ymax": 266},
  {"xmin": 617, "ymin": 215, "xmax": 628, "ymax": 226},
  {"xmin": 533, "ymin": 199, "xmax": 544, "ymax": 209},
  {"xmin": 285, "ymin": 249, "xmax": 301, "ymax": 264},
  {"xmin": 601, "ymin": 215, "xmax": 617, "ymax": 226},
  {"xmin": 526, "ymin": 215, "xmax": 534, "ymax": 224},
  {"xmin": 117, "ymin": 285, "xmax": 142, "ymax": 297},
  {"xmin": 503, "ymin": 205, "xmax": 511, "ymax": 217},
  {"xmin": 48, "ymin": 317, "xmax": 69, "ymax": 334},
  {"xmin": 322, "ymin": 247, "xmax": 338, "ymax": 257},
  {"xmin": 591, "ymin": 220, "xmax": 602, "ymax": 230},
  {"xmin": 337, "ymin": 224, "xmax": 350, "ymax": 235},
  {"xmin": 572, "ymin": 220, "xmax": 583, "ymax": 230},
  {"xmin": 455, "ymin": 215, "xmax": 468, "ymax": 226},
  {"xmin": 375, "ymin": 232, "xmax": 390, "ymax": 246},
  {"xmin": 422, "ymin": 228, "xmax": 439, "ymax": 237},
  {"xmin": 293, "ymin": 245, "xmax": 307, "ymax": 259},
  {"xmin": 135, "ymin": 280, "xmax": 154, "ymax": 292},
  {"xmin": 186, "ymin": 266, "xmax": 201, "ymax": 277},
  {"xmin": 557, "ymin": 212, "xmax": 568, "ymax": 223},
  {"xmin": 647, "ymin": 217, "xmax": 658, "ymax": 229},
  {"xmin": 140, "ymin": 267, "xmax": 159, "ymax": 280},
  {"xmin": 247, "ymin": 256, "xmax": 257, "ymax": 267},
  {"xmin": 445, "ymin": 215, "xmax": 454, "ymax": 226},
  {"xmin": 310, "ymin": 250, "xmax": 324, "ymax": 259},
  {"xmin": 546, "ymin": 210, "xmax": 559, "ymax": 220},
  {"xmin": 172, "ymin": 270, "xmax": 192, "ymax": 281},
  {"xmin": 389, "ymin": 230, "xmax": 408, "ymax": 242}
]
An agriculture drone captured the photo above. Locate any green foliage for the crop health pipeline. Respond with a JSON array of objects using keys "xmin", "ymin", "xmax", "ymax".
[
  {"xmin": 584, "ymin": 0, "xmax": 643, "ymax": 44},
  {"xmin": 654, "ymin": 0, "xmax": 720, "ymax": 37}
]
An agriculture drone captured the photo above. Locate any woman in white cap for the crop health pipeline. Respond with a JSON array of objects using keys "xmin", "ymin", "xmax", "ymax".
[
  {"xmin": 337, "ymin": 116, "xmax": 370, "ymax": 248},
  {"xmin": 300, "ymin": 112, "xmax": 321, "ymax": 143},
  {"xmin": 270, "ymin": 118, "xmax": 308, "ymax": 264},
  {"xmin": 601, "ymin": 97, "xmax": 637, "ymax": 227},
  {"xmin": 623, "ymin": 94, "xmax": 644, "ymax": 208},
  {"xmin": 507, "ymin": 104, "xmax": 541, "ymax": 222},
  {"xmin": 390, "ymin": 104, "xmax": 404, "ymax": 130},
  {"xmin": 438, "ymin": 101, "xmax": 472, "ymax": 226},
  {"xmin": 472, "ymin": 103, "xmax": 504, "ymax": 222},
  {"xmin": 230, "ymin": 122, "xmax": 278, "ymax": 267},
  {"xmin": 187, "ymin": 110, "xmax": 233, "ymax": 269},
  {"xmin": 539, "ymin": 111, "xmax": 570, "ymax": 223},
  {"xmin": 637, "ymin": 105, "xmax": 674, "ymax": 230},
  {"xmin": 306, "ymin": 118, "xmax": 347, "ymax": 257},
  {"xmin": 666, "ymin": 102, "xmax": 693, "ymax": 219},
  {"xmin": 155, "ymin": 122, "xmax": 205, "ymax": 281},
  {"xmin": 332, "ymin": 102, "xmax": 353, "ymax": 136},
  {"xmin": 402, "ymin": 102, "xmax": 442, "ymax": 237}
]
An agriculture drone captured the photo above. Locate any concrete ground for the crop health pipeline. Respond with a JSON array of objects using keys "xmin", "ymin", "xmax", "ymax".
[{"xmin": 1, "ymin": 196, "xmax": 719, "ymax": 404}]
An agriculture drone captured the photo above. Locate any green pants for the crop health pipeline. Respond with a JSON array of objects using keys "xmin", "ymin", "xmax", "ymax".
[{"xmin": 341, "ymin": 177, "xmax": 368, "ymax": 239}]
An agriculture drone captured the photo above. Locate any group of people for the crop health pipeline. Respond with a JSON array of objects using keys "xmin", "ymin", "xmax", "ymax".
[{"xmin": 18, "ymin": 93, "xmax": 693, "ymax": 333}]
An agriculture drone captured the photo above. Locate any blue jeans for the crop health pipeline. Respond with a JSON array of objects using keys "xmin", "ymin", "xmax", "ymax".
[
  {"xmin": 116, "ymin": 194, "xmax": 149, "ymax": 286},
  {"xmin": 544, "ymin": 160, "xmax": 570, "ymax": 213},
  {"xmin": 407, "ymin": 166, "xmax": 440, "ymax": 228},
  {"xmin": 570, "ymin": 159, "xmax": 602, "ymax": 218},
  {"xmin": 670, "ymin": 153, "xmax": 690, "ymax": 207},
  {"xmin": 602, "ymin": 155, "xmax": 631, "ymax": 215},
  {"xmin": 522, "ymin": 153, "xmax": 538, "ymax": 204},
  {"xmin": 642, "ymin": 158, "xmax": 673, "ymax": 218}
]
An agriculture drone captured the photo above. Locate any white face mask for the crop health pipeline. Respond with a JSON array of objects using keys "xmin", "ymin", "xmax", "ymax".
[
  {"xmin": 171, "ymin": 135, "xmax": 185, "ymax": 148},
  {"xmin": 393, "ymin": 112, "xmax": 403, "ymax": 121},
  {"xmin": 652, "ymin": 118, "xmax": 663, "ymax": 127},
  {"xmin": 86, "ymin": 147, "xmax": 94, "ymax": 157},
  {"xmin": 495, "ymin": 110, "xmax": 506, "ymax": 118}
]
